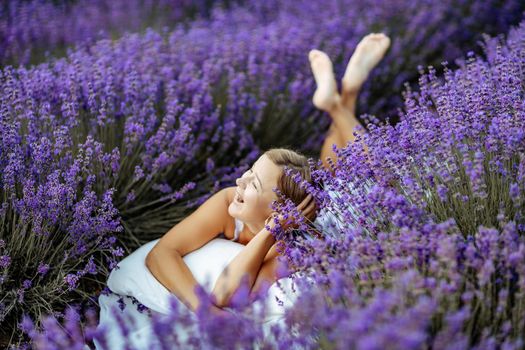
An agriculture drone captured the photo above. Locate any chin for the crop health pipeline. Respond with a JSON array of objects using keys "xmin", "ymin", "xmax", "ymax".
[{"xmin": 227, "ymin": 203, "xmax": 241, "ymax": 219}]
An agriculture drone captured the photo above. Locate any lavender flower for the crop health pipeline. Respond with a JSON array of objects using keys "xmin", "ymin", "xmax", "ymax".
[
  {"xmin": 37, "ymin": 263, "xmax": 50, "ymax": 277},
  {"xmin": 0, "ymin": 255, "xmax": 11, "ymax": 269}
]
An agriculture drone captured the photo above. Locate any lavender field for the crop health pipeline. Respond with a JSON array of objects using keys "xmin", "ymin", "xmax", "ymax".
[{"xmin": 1, "ymin": 0, "xmax": 525, "ymax": 349}]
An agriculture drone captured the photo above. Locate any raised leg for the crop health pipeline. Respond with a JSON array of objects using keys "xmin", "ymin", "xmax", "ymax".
[
  {"xmin": 310, "ymin": 33, "xmax": 390, "ymax": 170},
  {"xmin": 341, "ymin": 33, "xmax": 391, "ymax": 111},
  {"xmin": 308, "ymin": 49, "xmax": 340, "ymax": 113},
  {"xmin": 320, "ymin": 125, "xmax": 340, "ymax": 170},
  {"xmin": 319, "ymin": 100, "xmax": 363, "ymax": 169}
]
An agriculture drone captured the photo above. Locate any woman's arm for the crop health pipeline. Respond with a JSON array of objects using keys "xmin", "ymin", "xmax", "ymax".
[
  {"xmin": 211, "ymin": 227, "xmax": 276, "ymax": 307},
  {"xmin": 145, "ymin": 187, "xmax": 236, "ymax": 312},
  {"xmin": 146, "ymin": 246, "xmax": 202, "ymax": 311},
  {"xmin": 212, "ymin": 195, "xmax": 315, "ymax": 307},
  {"xmin": 249, "ymin": 245, "xmax": 283, "ymax": 298}
]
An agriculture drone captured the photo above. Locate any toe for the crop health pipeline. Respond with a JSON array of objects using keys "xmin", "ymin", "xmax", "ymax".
[{"xmin": 309, "ymin": 49, "xmax": 322, "ymax": 61}]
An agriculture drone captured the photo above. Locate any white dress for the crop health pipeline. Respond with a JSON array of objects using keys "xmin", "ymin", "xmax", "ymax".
[{"xmin": 94, "ymin": 218, "xmax": 300, "ymax": 349}]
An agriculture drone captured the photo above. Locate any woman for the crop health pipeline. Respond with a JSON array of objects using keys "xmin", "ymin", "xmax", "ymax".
[{"xmin": 95, "ymin": 33, "xmax": 391, "ymax": 348}]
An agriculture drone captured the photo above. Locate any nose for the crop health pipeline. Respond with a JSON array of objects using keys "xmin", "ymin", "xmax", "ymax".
[{"xmin": 236, "ymin": 177, "xmax": 245, "ymax": 188}]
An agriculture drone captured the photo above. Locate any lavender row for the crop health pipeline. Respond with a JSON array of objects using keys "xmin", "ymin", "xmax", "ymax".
[
  {"xmin": 0, "ymin": 0, "xmax": 218, "ymax": 67},
  {"xmin": 0, "ymin": 25, "xmax": 257, "ymax": 346},
  {"xmin": 2, "ymin": 1, "xmax": 524, "ymax": 120}
]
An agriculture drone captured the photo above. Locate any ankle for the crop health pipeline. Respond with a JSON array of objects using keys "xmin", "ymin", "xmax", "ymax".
[
  {"xmin": 340, "ymin": 92, "xmax": 357, "ymax": 113},
  {"xmin": 325, "ymin": 94, "xmax": 344, "ymax": 114},
  {"xmin": 327, "ymin": 98, "xmax": 354, "ymax": 120}
]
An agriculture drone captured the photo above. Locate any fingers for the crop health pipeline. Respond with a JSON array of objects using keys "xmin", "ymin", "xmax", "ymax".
[
  {"xmin": 268, "ymin": 195, "xmax": 317, "ymax": 231},
  {"xmin": 296, "ymin": 194, "xmax": 313, "ymax": 210},
  {"xmin": 303, "ymin": 199, "xmax": 317, "ymax": 221},
  {"xmin": 296, "ymin": 194, "xmax": 317, "ymax": 221},
  {"xmin": 265, "ymin": 212, "xmax": 278, "ymax": 226}
]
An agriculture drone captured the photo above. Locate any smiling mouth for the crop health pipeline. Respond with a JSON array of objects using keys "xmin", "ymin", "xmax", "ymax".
[{"xmin": 236, "ymin": 191, "xmax": 244, "ymax": 203}]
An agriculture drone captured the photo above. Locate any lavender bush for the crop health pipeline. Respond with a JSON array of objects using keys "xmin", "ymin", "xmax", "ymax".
[
  {"xmin": 280, "ymin": 19, "xmax": 525, "ymax": 348},
  {"xmin": 0, "ymin": 71, "xmax": 123, "ymax": 345},
  {"xmin": 0, "ymin": 27, "xmax": 257, "ymax": 346},
  {"xmin": 20, "ymin": 16, "xmax": 525, "ymax": 350},
  {"xmin": 0, "ymin": 0, "xmax": 221, "ymax": 67}
]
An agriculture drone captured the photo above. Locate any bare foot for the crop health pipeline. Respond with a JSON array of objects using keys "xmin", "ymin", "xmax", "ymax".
[
  {"xmin": 309, "ymin": 49, "xmax": 340, "ymax": 112},
  {"xmin": 342, "ymin": 33, "xmax": 391, "ymax": 99}
]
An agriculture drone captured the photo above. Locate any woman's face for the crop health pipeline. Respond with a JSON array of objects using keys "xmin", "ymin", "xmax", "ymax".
[{"xmin": 228, "ymin": 154, "xmax": 281, "ymax": 225}]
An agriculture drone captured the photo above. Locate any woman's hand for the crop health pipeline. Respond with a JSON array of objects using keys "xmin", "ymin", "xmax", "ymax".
[
  {"xmin": 209, "ymin": 304, "xmax": 232, "ymax": 318},
  {"xmin": 265, "ymin": 194, "xmax": 317, "ymax": 231}
]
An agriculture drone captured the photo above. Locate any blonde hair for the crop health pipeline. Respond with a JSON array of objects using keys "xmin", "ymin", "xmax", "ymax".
[{"xmin": 264, "ymin": 148, "xmax": 312, "ymax": 207}]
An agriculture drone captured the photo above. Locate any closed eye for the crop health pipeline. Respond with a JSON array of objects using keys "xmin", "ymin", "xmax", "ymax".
[{"xmin": 249, "ymin": 168, "xmax": 262, "ymax": 191}]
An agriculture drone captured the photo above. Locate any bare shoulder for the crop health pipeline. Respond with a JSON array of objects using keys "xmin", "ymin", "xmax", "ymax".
[
  {"xmin": 152, "ymin": 186, "xmax": 237, "ymax": 257},
  {"xmin": 223, "ymin": 186, "xmax": 236, "ymax": 203}
]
